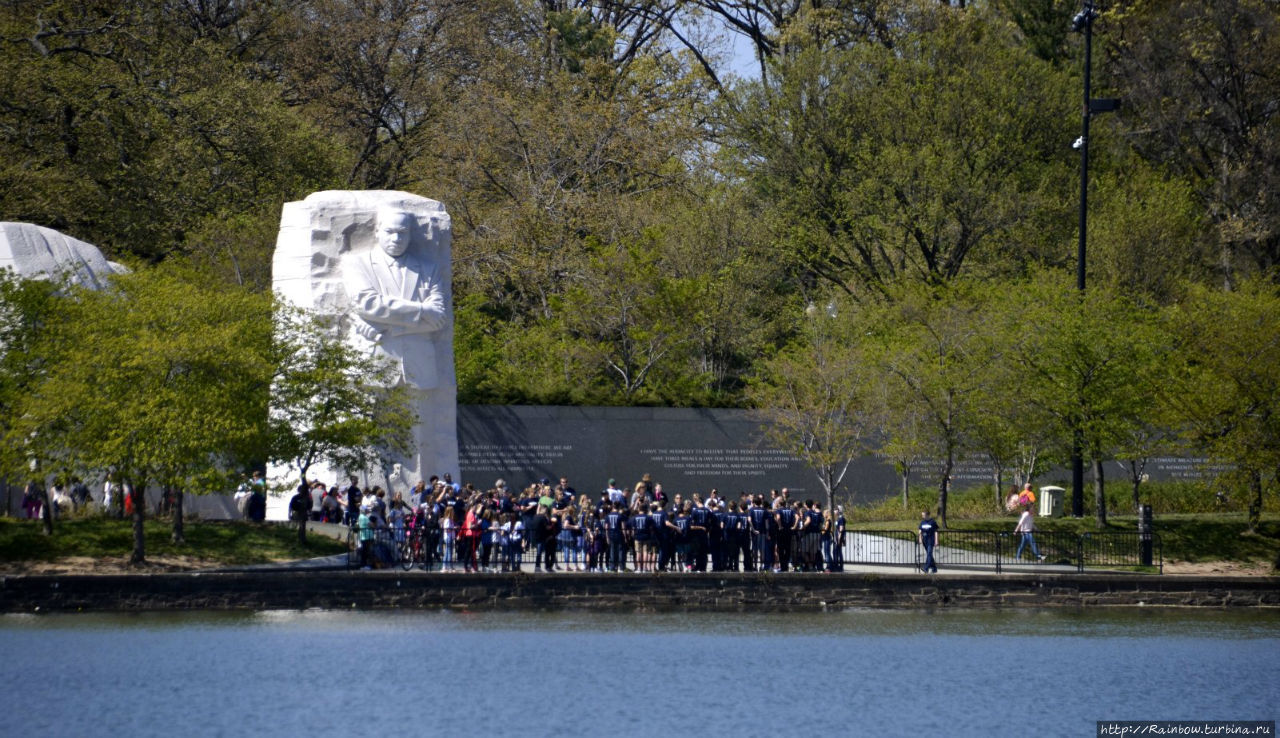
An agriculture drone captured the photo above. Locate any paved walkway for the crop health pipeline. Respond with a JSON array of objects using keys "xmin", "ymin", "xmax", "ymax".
[{"xmin": 247, "ymin": 526, "xmax": 1084, "ymax": 575}]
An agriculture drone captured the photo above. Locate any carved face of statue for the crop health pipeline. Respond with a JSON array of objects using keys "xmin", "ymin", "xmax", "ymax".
[{"xmin": 375, "ymin": 209, "xmax": 415, "ymax": 257}]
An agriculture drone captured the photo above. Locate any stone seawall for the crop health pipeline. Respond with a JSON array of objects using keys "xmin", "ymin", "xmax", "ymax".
[{"xmin": 3, "ymin": 572, "xmax": 1278, "ymax": 612}]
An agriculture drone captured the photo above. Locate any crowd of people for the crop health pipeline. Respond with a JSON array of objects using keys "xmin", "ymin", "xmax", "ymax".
[
  {"xmin": 315, "ymin": 473, "xmax": 849, "ymax": 574},
  {"xmin": 13, "ymin": 465, "xmax": 1058, "ymax": 574},
  {"xmin": 18, "ymin": 477, "xmax": 97, "ymax": 520}
]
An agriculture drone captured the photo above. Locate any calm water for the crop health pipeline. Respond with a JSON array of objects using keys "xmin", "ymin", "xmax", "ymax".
[{"xmin": 1, "ymin": 608, "xmax": 1276, "ymax": 737}]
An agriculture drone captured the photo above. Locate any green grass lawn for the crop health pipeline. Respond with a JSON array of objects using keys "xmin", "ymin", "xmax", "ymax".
[
  {"xmin": 849, "ymin": 513, "xmax": 1280, "ymax": 565},
  {"xmin": 0, "ymin": 516, "xmax": 347, "ymax": 566}
]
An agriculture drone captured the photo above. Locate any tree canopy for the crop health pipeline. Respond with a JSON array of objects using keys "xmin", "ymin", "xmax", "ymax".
[
  {"xmin": 2, "ymin": 0, "xmax": 1277, "ymax": 516},
  {"xmin": 0, "ymin": 266, "xmax": 415, "ymax": 560}
]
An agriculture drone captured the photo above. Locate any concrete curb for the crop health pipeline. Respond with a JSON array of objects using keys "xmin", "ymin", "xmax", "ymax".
[{"xmin": 2, "ymin": 571, "xmax": 1277, "ymax": 612}]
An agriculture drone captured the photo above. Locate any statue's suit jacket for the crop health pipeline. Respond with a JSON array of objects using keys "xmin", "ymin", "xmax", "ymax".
[{"xmin": 346, "ymin": 247, "xmax": 446, "ymax": 390}]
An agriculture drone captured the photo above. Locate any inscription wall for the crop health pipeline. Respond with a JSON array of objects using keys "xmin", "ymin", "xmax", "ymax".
[
  {"xmin": 457, "ymin": 405, "xmax": 904, "ymax": 500},
  {"xmin": 458, "ymin": 406, "xmax": 1233, "ymax": 503}
]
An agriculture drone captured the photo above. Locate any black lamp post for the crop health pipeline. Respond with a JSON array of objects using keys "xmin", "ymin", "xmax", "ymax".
[{"xmin": 1069, "ymin": 0, "xmax": 1119, "ymax": 518}]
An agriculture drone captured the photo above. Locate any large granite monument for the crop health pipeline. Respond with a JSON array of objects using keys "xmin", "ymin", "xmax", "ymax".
[
  {"xmin": 0, "ymin": 222, "xmax": 127, "ymax": 287},
  {"xmin": 272, "ymin": 191, "xmax": 459, "ymax": 497}
]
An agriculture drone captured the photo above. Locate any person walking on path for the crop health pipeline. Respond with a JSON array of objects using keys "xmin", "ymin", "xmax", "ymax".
[
  {"xmin": 1014, "ymin": 505, "xmax": 1045, "ymax": 562},
  {"xmin": 918, "ymin": 509, "xmax": 939, "ymax": 574}
]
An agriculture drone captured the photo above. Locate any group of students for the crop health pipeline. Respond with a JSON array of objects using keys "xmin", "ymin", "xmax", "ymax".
[
  {"xmin": 351, "ymin": 475, "xmax": 849, "ymax": 574},
  {"xmin": 286, "ymin": 473, "xmax": 465, "ymax": 527}
]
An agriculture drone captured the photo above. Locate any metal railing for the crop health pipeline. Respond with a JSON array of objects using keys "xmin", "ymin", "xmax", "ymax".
[
  {"xmin": 999, "ymin": 530, "xmax": 1086, "ymax": 571},
  {"xmin": 843, "ymin": 529, "xmax": 1161, "ymax": 573},
  {"xmin": 346, "ymin": 527, "xmax": 594, "ymax": 572},
  {"xmin": 842, "ymin": 530, "xmax": 921, "ymax": 569},
  {"xmin": 916, "ymin": 529, "xmax": 1003, "ymax": 572},
  {"xmin": 346, "ymin": 527, "xmax": 408, "ymax": 570},
  {"xmin": 343, "ymin": 526, "xmax": 1162, "ymax": 574},
  {"xmin": 346, "ymin": 527, "xmax": 841, "ymax": 572},
  {"xmin": 1080, "ymin": 530, "xmax": 1163, "ymax": 572}
]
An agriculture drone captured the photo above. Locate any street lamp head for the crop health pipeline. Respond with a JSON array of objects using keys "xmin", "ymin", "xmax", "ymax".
[
  {"xmin": 1070, "ymin": 0, "xmax": 1097, "ymax": 33},
  {"xmin": 1070, "ymin": 9, "xmax": 1094, "ymax": 33}
]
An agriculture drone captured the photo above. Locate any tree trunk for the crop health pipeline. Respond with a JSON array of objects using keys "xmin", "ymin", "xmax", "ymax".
[
  {"xmin": 171, "ymin": 487, "xmax": 185, "ymax": 544},
  {"xmin": 899, "ymin": 463, "xmax": 910, "ymax": 510},
  {"xmin": 1129, "ymin": 460, "xmax": 1142, "ymax": 514},
  {"xmin": 937, "ymin": 450, "xmax": 953, "ymax": 529},
  {"xmin": 1247, "ymin": 469, "xmax": 1263, "ymax": 533},
  {"xmin": 296, "ymin": 471, "xmax": 309, "ymax": 545},
  {"xmin": 1093, "ymin": 456, "xmax": 1107, "ymax": 527},
  {"xmin": 992, "ymin": 463, "xmax": 1004, "ymax": 512},
  {"xmin": 39, "ymin": 486, "xmax": 53, "ymax": 536},
  {"xmin": 129, "ymin": 483, "xmax": 146, "ymax": 565}
]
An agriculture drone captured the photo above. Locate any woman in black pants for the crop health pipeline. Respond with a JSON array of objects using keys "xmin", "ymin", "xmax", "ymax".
[
  {"xmin": 530, "ymin": 505, "xmax": 550, "ymax": 571},
  {"xmin": 543, "ymin": 508, "xmax": 562, "ymax": 572}
]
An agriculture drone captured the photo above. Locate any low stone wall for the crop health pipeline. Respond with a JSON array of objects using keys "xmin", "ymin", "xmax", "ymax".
[{"xmin": 2, "ymin": 572, "xmax": 1278, "ymax": 612}]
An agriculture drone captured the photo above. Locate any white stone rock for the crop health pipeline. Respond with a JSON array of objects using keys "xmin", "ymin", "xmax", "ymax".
[
  {"xmin": 269, "ymin": 190, "xmax": 459, "ymax": 513},
  {"xmin": 0, "ymin": 222, "xmax": 127, "ymax": 288}
]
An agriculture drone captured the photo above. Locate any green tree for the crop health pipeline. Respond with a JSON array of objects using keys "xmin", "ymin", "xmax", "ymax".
[
  {"xmin": 6, "ymin": 266, "xmax": 275, "ymax": 560},
  {"xmin": 279, "ymin": 0, "xmax": 470, "ymax": 190},
  {"xmin": 967, "ymin": 387, "xmax": 1050, "ymax": 512},
  {"xmin": 1164, "ymin": 280, "xmax": 1280, "ymax": 531},
  {"xmin": 1088, "ymin": 159, "xmax": 1208, "ymax": 303},
  {"xmin": 967, "ymin": 299, "xmax": 1064, "ymax": 508},
  {"xmin": 728, "ymin": 6, "xmax": 1075, "ymax": 296},
  {"xmin": 0, "ymin": 1, "xmax": 343, "ymax": 284},
  {"xmin": 1105, "ymin": 0, "xmax": 1280, "ymax": 285},
  {"xmin": 687, "ymin": 0, "xmax": 914, "ymax": 82},
  {"xmin": 867, "ymin": 281, "xmax": 999, "ymax": 527},
  {"xmin": 1000, "ymin": 275, "xmax": 1167, "ymax": 526},
  {"xmin": 424, "ymin": 7, "xmax": 725, "ymax": 405},
  {"xmin": 1114, "ymin": 425, "xmax": 1176, "ymax": 514},
  {"xmin": 873, "ymin": 381, "xmax": 930, "ymax": 511},
  {"xmin": 269, "ymin": 306, "xmax": 415, "ymax": 543},
  {"xmin": 0, "ymin": 270, "xmax": 62, "ymax": 530},
  {"xmin": 992, "ymin": 0, "xmax": 1077, "ymax": 64},
  {"xmin": 748, "ymin": 297, "xmax": 874, "ymax": 511},
  {"xmin": 558, "ymin": 239, "xmax": 700, "ymax": 403}
]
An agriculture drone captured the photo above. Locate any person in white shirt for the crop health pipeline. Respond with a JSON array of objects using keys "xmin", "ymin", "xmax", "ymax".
[
  {"xmin": 103, "ymin": 477, "xmax": 118, "ymax": 517},
  {"xmin": 605, "ymin": 479, "xmax": 626, "ymax": 508},
  {"xmin": 1014, "ymin": 505, "xmax": 1045, "ymax": 562},
  {"xmin": 504, "ymin": 514, "xmax": 524, "ymax": 572}
]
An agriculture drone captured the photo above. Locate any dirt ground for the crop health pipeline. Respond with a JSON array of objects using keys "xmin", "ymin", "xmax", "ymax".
[
  {"xmin": 1161, "ymin": 559, "xmax": 1277, "ymax": 576},
  {"xmin": 0, "ymin": 555, "xmax": 254, "ymax": 576}
]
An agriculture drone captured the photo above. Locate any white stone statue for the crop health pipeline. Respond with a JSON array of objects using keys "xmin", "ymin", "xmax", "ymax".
[
  {"xmin": 271, "ymin": 191, "xmax": 459, "ymax": 501},
  {"xmin": 0, "ymin": 222, "xmax": 127, "ymax": 288},
  {"xmin": 346, "ymin": 207, "xmax": 448, "ymax": 390}
]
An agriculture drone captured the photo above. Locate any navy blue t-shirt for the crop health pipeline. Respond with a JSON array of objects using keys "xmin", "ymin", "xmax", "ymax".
[
  {"xmin": 673, "ymin": 514, "xmax": 691, "ymax": 542},
  {"xmin": 715, "ymin": 511, "xmax": 732, "ymax": 539},
  {"xmin": 919, "ymin": 518, "xmax": 938, "ymax": 546},
  {"xmin": 690, "ymin": 506, "xmax": 710, "ymax": 532},
  {"xmin": 632, "ymin": 513, "xmax": 652, "ymax": 541},
  {"xmin": 651, "ymin": 509, "xmax": 668, "ymax": 538},
  {"xmin": 606, "ymin": 511, "xmax": 628, "ymax": 540}
]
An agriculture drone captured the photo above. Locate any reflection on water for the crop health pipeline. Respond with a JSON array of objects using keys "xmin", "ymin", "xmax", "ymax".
[
  {"xmin": 3, "ymin": 609, "xmax": 1277, "ymax": 737},
  {"xmin": 10, "ymin": 607, "xmax": 1278, "ymax": 637}
]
